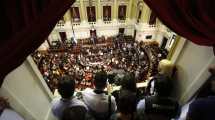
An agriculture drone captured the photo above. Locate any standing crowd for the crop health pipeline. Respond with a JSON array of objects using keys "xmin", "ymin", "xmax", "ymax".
[{"xmin": 51, "ymin": 59, "xmax": 180, "ymax": 120}]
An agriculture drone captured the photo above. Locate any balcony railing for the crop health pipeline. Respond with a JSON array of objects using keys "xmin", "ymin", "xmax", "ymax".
[
  {"xmin": 149, "ymin": 24, "xmax": 156, "ymax": 28},
  {"xmin": 72, "ymin": 22, "xmax": 81, "ymax": 26},
  {"xmin": 104, "ymin": 21, "xmax": 112, "ymax": 24},
  {"xmin": 118, "ymin": 20, "xmax": 126, "ymax": 23},
  {"xmin": 89, "ymin": 22, "xmax": 96, "ymax": 25}
]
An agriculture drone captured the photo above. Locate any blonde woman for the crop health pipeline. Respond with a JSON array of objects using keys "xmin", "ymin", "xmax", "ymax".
[{"xmin": 146, "ymin": 59, "xmax": 175, "ymax": 95}]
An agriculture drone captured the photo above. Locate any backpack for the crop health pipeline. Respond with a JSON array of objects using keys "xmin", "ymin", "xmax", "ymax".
[{"xmin": 145, "ymin": 96, "xmax": 179, "ymax": 120}]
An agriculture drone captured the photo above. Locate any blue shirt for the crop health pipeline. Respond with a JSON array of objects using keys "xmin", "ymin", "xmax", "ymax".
[
  {"xmin": 187, "ymin": 96, "xmax": 215, "ymax": 120},
  {"xmin": 137, "ymin": 99, "xmax": 146, "ymax": 114},
  {"xmin": 81, "ymin": 88, "xmax": 117, "ymax": 114},
  {"xmin": 51, "ymin": 97, "xmax": 88, "ymax": 119}
]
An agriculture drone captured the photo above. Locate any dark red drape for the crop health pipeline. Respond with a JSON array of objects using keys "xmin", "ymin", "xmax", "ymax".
[
  {"xmin": 144, "ymin": 0, "xmax": 215, "ymax": 46},
  {"xmin": 0, "ymin": 0, "xmax": 75, "ymax": 86}
]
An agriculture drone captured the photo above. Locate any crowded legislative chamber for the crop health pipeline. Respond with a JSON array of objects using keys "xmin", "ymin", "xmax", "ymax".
[
  {"xmin": 31, "ymin": 0, "xmax": 177, "ymax": 97},
  {"xmin": 32, "ymin": 35, "xmax": 168, "ymax": 93},
  {"xmin": 1, "ymin": 0, "xmax": 215, "ymax": 119}
]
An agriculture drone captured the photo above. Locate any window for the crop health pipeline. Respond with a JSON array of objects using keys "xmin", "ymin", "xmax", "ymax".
[
  {"xmin": 71, "ymin": 7, "xmax": 81, "ymax": 22},
  {"xmin": 118, "ymin": 5, "xmax": 127, "ymax": 20},
  {"xmin": 145, "ymin": 35, "xmax": 152, "ymax": 39},
  {"xmin": 103, "ymin": 6, "xmax": 111, "ymax": 21},
  {"xmin": 87, "ymin": 6, "xmax": 96, "ymax": 22}
]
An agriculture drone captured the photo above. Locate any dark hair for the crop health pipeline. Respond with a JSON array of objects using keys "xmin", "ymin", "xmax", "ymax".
[
  {"xmin": 121, "ymin": 73, "xmax": 137, "ymax": 93},
  {"xmin": 118, "ymin": 90, "xmax": 137, "ymax": 114},
  {"xmin": 154, "ymin": 74, "xmax": 172, "ymax": 97},
  {"xmin": 0, "ymin": 97, "xmax": 10, "ymax": 110},
  {"xmin": 195, "ymin": 65, "xmax": 215, "ymax": 98},
  {"xmin": 94, "ymin": 71, "xmax": 107, "ymax": 89},
  {"xmin": 196, "ymin": 75, "xmax": 215, "ymax": 98},
  {"xmin": 61, "ymin": 106, "xmax": 87, "ymax": 120},
  {"xmin": 208, "ymin": 64, "xmax": 215, "ymax": 75},
  {"xmin": 107, "ymin": 73, "xmax": 115, "ymax": 84},
  {"xmin": 58, "ymin": 75, "xmax": 75, "ymax": 99}
]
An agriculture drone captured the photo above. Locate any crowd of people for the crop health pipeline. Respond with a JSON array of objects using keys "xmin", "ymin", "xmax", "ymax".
[
  {"xmin": 50, "ymin": 59, "xmax": 215, "ymax": 120},
  {"xmin": 2, "ymin": 59, "xmax": 215, "ymax": 120},
  {"xmin": 51, "ymin": 66, "xmax": 179, "ymax": 120},
  {"xmin": 32, "ymin": 35, "xmax": 168, "ymax": 92},
  {"xmin": 2, "ymin": 32, "xmax": 215, "ymax": 120}
]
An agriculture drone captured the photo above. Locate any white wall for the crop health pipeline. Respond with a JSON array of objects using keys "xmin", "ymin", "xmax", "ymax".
[
  {"xmin": 52, "ymin": 19, "xmax": 177, "ymax": 45},
  {"xmin": 52, "ymin": 20, "xmax": 136, "ymax": 40},
  {"xmin": 0, "ymin": 58, "xmax": 56, "ymax": 120},
  {"xmin": 38, "ymin": 40, "xmax": 49, "ymax": 51},
  {"xmin": 49, "ymin": 31, "xmax": 61, "ymax": 42},
  {"xmin": 125, "ymin": 27, "xmax": 134, "ymax": 36},
  {"xmin": 135, "ymin": 30, "xmax": 157, "ymax": 42},
  {"xmin": 154, "ymin": 31, "xmax": 163, "ymax": 45},
  {"xmin": 134, "ymin": 23, "xmax": 164, "ymax": 44},
  {"xmin": 96, "ymin": 25, "xmax": 119, "ymax": 37},
  {"xmin": 172, "ymin": 41, "xmax": 215, "ymax": 104}
]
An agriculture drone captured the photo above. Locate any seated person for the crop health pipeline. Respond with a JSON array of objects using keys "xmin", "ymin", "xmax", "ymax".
[
  {"xmin": 186, "ymin": 64, "xmax": 215, "ymax": 120},
  {"xmin": 0, "ymin": 97, "xmax": 24, "ymax": 120},
  {"xmin": 110, "ymin": 90, "xmax": 144, "ymax": 120},
  {"xmin": 52, "ymin": 75, "xmax": 88, "ymax": 119},
  {"xmin": 137, "ymin": 74, "xmax": 179, "ymax": 120},
  {"xmin": 61, "ymin": 106, "xmax": 87, "ymax": 120},
  {"xmin": 80, "ymin": 71, "xmax": 117, "ymax": 120}
]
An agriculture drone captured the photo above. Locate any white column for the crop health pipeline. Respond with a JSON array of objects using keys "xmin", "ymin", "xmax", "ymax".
[
  {"xmin": 80, "ymin": 0, "xmax": 87, "ymax": 22},
  {"xmin": 140, "ymin": 2, "xmax": 151, "ymax": 23},
  {"xmin": 96, "ymin": 0, "xmax": 103, "ymax": 24},
  {"xmin": 113, "ymin": 0, "xmax": 118, "ymax": 22},
  {"xmin": 64, "ymin": 9, "xmax": 72, "ymax": 22},
  {"xmin": 127, "ymin": 0, "xmax": 133, "ymax": 21},
  {"xmin": 97, "ymin": 0, "xmax": 101, "ymax": 20}
]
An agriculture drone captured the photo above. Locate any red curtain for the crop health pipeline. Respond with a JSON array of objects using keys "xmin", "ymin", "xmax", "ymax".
[
  {"xmin": 144, "ymin": 0, "xmax": 215, "ymax": 46},
  {"xmin": 0, "ymin": 0, "xmax": 75, "ymax": 85}
]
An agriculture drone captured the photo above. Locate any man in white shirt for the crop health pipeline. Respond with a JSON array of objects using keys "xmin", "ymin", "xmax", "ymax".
[
  {"xmin": 0, "ymin": 97, "xmax": 24, "ymax": 120},
  {"xmin": 0, "ymin": 109, "xmax": 24, "ymax": 120},
  {"xmin": 81, "ymin": 71, "xmax": 117, "ymax": 120},
  {"xmin": 51, "ymin": 76, "xmax": 88, "ymax": 119}
]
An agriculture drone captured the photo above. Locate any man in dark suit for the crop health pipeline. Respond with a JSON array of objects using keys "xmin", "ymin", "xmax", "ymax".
[{"xmin": 186, "ymin": 64, "xmax": 215, "ymax": 120}]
